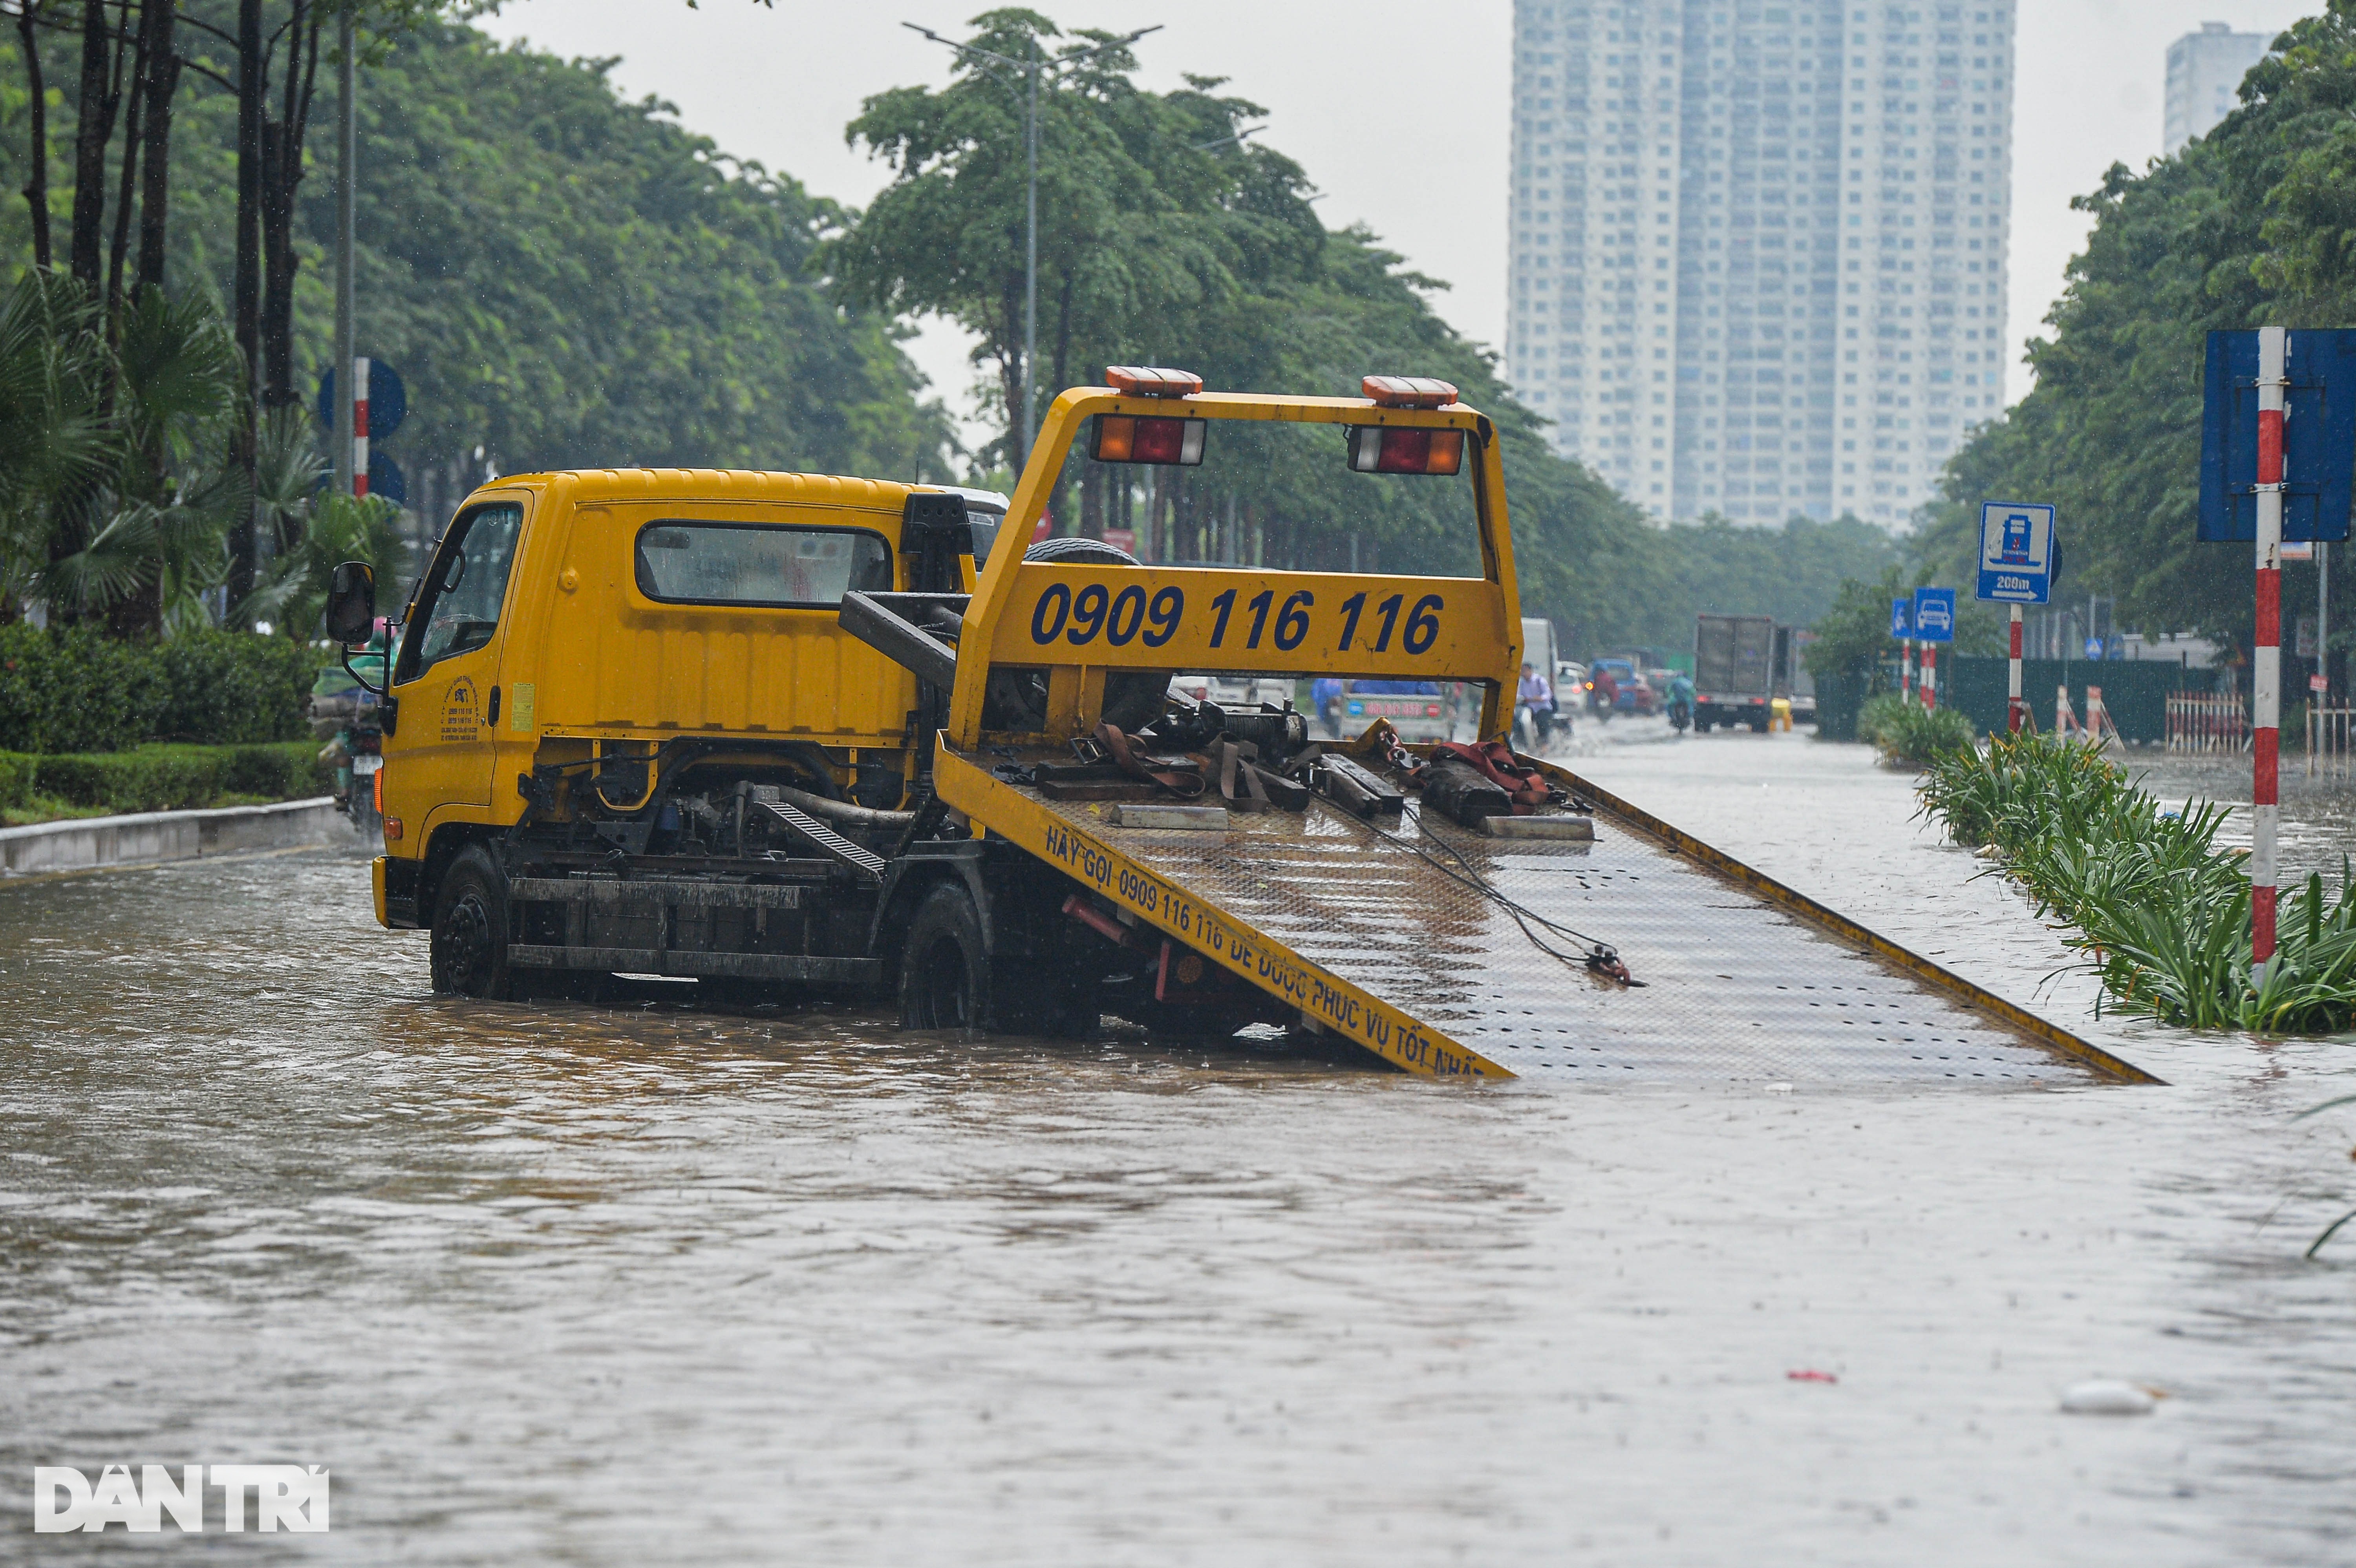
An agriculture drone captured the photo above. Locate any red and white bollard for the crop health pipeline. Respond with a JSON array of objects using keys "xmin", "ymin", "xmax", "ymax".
[
  {"xmin": 2253, "ymin": 325, "xmax": 2285, "ymax": 976},
  {"xmin": 1901, "ymin": 637, "xmax": 1914, "ymax": 700},
  {"xmin": 352, "ymin": 355, "xmax": 371, "ymax": 498},
  {"xmin": 2008, "ymin": 604, "xmax": 2025, "ymax": 733},
  {"xmin": 1920, "ymin": 644, "xmax": 1937, "ymax": 710}
]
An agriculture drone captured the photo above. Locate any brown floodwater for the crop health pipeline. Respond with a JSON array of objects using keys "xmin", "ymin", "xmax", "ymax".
[{"xmin": 1, "ymin": 729, "xmax": 2351, "ymax": 1564}]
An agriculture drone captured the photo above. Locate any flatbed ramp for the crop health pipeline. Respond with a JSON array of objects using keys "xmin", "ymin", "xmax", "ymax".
[{"xmin": 936, "ymin": 746, "xmax": 2155, "ymax": 1087}]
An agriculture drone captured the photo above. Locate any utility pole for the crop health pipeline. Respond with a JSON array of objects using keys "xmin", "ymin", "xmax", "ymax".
[
  {"xmin": 1024, "ymin": 45, "xmax": 1037, "ymax": 457},
  {"xmin": 901, "ymin": 20, "xmax": 1161, "ymax": 465},
  {"xmin": 2320, "ymin": 541, "xmax": 2332, "ymax": 705},
  {"xmin": 332, "ymin": 9, "xmax": 356, "ymax": 498}
]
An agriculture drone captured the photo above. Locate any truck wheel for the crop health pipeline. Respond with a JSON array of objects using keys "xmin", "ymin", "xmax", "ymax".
[
  {"xmin": 898, "ymin": 882, "xmax": 989, "ymax": 1029},
  {"xmin": 430, "ymin": 845, "xmax": 512, "ymax": 999}
]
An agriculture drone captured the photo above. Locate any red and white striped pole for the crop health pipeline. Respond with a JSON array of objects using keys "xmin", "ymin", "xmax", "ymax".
[
  {"xmin": 2253, "ymin": 325, "xmax": 2285, "ymax": 975},
  {"xmin": 352, "ymin": 355, "xmax": 371, "ymax": 497},
  {"xmin": 2008, "ymin": 604, "xmax": 2025, "ymax": 732},
  {"xmin": 1921, "ymin": 643, "xmax": 1937, "ymax": 710}
]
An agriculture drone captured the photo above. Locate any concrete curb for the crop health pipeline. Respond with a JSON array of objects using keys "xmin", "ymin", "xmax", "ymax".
[{"xmin": 0, "ymin": 797, "xmax": 368, "ymax": 878}]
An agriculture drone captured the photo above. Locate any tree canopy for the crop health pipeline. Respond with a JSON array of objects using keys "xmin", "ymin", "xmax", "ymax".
[
  {"xmin": 5, "ymin": 3, "xmax": 1908, "ymax": 660},
  {"xmin": 1910, "ymin": 4, "xmax": 2356, "ymax": 661}
]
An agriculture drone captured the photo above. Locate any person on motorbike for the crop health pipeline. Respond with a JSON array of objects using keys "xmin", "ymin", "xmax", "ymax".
[
  {"xmin": 1312, "ymin": 676, "xmax": 1345, "ymax": 739},
  {"xmin": 1590, "ymin": 663, "xmax": 1619, "ymax": 720},
  {"xmin": 1666, "ymin": 671, "xmax": 1696, "ymax": 732},
  {"xmin": 1516, "ymin": 662, "xmax": 1556, "ymax": 747}
]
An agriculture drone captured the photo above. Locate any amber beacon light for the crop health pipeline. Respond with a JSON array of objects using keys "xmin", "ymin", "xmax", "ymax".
[
  {"xmin": 1360, "ymin": 375, "xmax": 1459, "ymax": 409},
  {"xmin": 1103, "ymin": 365, "xmax": 1204, "ymax": 398}
]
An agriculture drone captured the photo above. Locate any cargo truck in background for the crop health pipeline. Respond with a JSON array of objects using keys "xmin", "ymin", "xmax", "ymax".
[{"xmin": 1692, "ymin": 613, "xmax": 1777, "ymax": 733}]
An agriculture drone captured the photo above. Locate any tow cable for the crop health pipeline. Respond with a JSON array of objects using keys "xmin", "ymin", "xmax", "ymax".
[{"xmin": 1341, "ymin": 804, "xmax": 1646, "ymax": 989}]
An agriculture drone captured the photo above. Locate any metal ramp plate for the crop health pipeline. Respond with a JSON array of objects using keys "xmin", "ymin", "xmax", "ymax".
[{"xmin": 935, "ymin": 746, "xmax": 2154, "ymax": 1086}]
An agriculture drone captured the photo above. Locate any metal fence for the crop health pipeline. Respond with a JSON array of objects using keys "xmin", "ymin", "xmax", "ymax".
[
  {"xmin": 2166, "ymin": 693, "xmax": 2249, "ymax": 754},
  {"xmin": 2310, "ymin": 705, "xmax": 2356, "ymax": 779}
]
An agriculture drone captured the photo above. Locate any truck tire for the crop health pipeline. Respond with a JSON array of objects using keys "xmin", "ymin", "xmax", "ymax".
[
  {"xmin": 430, "ymin": 845, "xmax": 512, "ymax": 999},
  {"xmin": 898, "ymin": 882, "xmax": 989, "ymax": 1029},
  {"xmin": 983, "ymin": 537, "xmax": 1170, "ymax": 733}
]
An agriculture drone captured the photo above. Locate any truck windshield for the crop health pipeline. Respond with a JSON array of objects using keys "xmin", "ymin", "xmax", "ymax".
[
  {"xmin": 634, "ymin": 522, "xmax": 891, "ymax": 607},
  {"xmin": 401, "ymin": 503, "xmax": 523, "ymax": 681}
]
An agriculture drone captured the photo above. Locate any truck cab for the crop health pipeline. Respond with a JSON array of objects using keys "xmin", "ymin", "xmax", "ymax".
[{"xmin": 364, "ymin": 471, "xmax": 1041, "ymax": 998}]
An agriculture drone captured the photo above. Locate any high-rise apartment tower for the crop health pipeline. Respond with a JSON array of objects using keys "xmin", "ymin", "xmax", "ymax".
[
  {"xmin": 1505, "ymin": 2, "xmax": 2016, "ymax": 528},
  {"xmin": 2164, "ymin": 22, "xmax": 2270, "ymax": 152}
]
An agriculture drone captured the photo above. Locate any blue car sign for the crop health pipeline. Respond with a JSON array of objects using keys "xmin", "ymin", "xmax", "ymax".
[
  {"xmin": 1912, "ymin": 587, "xmax": 1956, "ymax": 643},
  {"xmin": 1976, "ymin": 501, "xmax": 2054, "ymax": 603}
]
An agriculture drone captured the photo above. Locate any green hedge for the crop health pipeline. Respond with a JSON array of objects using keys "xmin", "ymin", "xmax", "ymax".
[
  {"xmin": 0, "ymin": 624, "xmax": 326, "ymax": 754},
  {"xmin": 0, "ymin": 750, "xmax": 32, "ymax": 810},
  {"xmin": 31, "ymin": 743, "xmax": 330, "ymax": 814}
]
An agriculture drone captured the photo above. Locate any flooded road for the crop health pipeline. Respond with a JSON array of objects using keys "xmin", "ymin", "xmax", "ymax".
[{"xmin": 2, "ymin": 733, "xmax": 2352, "ymax": 1564}]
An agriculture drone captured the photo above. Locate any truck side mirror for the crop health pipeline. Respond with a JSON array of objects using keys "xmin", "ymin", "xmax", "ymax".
[{"xmin": 326, "ymin": 562, "xmax": 376, "ymax": 646}]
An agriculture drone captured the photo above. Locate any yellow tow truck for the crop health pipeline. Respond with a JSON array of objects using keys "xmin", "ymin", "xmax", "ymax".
[{"xmin": 326, "ymin": 369, "xmax": 2153, "ymax": 1086}]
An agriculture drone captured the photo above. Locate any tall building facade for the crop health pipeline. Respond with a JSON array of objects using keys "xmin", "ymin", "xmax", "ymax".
[
  {"xmin": 1505, "ymin": 1, "xmax": 2015, "ymax": 529},
  {"xmin": 2164, "ymin": 22, "xmax": 2270, "ymax": 152}
]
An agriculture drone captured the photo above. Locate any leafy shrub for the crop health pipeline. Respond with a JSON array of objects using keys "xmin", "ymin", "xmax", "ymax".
[
  {"xmin": 1857, "ymin": 692, "xmax": 1974, "ymax": 767},
  {"xmin": 0, "ymin": 624, "xmax": 323, "ymax": 753},
  {"xmin": 154, "ymin": 630, "xmax": 326, "ymax": 745},
  {"xmin": 0, "ymin": 750, "xmax": 32, "ymax": 810},
  {"xmin": 33, "ymin": 743, "xmax": 327, "ymax": 814},
  {"xmin": 0, "ymin": 623, "xmax": 169, "ymax": 754},
  {"xmin": 1917, "ymin": 733, "xmax": 2356, "ymax": 1033}
]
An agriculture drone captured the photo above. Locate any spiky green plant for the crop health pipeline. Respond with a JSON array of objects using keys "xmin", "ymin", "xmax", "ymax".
[
  {"xmin": 1858, "ymin": 691, "xmax": 1975, "ymax": 768},
  {"xmin": 1917, "ymin": 732, "xmax": 2356, "ymax": 1032}
]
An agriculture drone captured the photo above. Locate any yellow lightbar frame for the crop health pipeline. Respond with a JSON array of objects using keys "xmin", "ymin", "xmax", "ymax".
[{"xmin": 946, "ymin": 387, "xmax": 1520, "ymax": 749}]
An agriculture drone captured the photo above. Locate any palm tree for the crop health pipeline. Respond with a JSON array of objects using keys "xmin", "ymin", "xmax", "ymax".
[{"xmin": 0, "ymin": 271, "xmax": 249, "ymax": 634}]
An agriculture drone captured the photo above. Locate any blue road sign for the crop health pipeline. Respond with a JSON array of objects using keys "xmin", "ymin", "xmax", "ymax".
[
  {"xmin": 315, "ymin": 361, "xmax": 408, "ymax": 444},
  {"xmin": 368, "ymin": 453, "xmax": 406, "ymax": 506},
  {"xmin": 1912, "ymin": 587, "xmax": 1956, "ymax": 644},
  {"xmin": 2199, "ymin": 330, "xmax": 2356, "ymax": 541},
  {"xmin": 1976, "ymin": 500, "xmax": 2055, "ymax": 603},
  {"xmin": 1891, "ymin": 598, "xmax": 1912, "ymax": 638}
]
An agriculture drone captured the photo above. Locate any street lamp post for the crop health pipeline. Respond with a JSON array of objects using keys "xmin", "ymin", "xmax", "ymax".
[
  {"xmin": 332, "ymin": 9, "xmax": 356, "ymax": 499},
  {"xmin": 902, "ymin": 20, "xmax": 1161, "ymax": 464}
]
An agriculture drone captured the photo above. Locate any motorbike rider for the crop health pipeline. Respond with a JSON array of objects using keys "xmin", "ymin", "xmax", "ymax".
[
  {"xmin": 1590, "ymin": 663, "xmax": 1620, "ymax": 718},
  {"xmin": 1666, "ymin": 670, "xmax": 1696, "ymax": 729},
  {"xmin": 1312, "ymin": 676, "xmax": 1345, "ymax": 738},
  {"xmin": 1516, "ymin": 661, "xmax": 1556, "ymax": 745}
]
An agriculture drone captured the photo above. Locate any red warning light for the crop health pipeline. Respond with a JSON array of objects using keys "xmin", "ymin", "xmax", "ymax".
[
  {"xmin": 1346, "ymin": 425, "xmax": 1465, "ymax": 475},
  {"xmin": 1092, "ymin": 413, "xmax": 1207, "ymax": 466}
]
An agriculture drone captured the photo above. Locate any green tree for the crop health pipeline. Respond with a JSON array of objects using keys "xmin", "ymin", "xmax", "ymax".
[
  {"xmin": 0, "ymin": 268, "xmax": 246, "ymax": 632},
  {"xmin": 1915, "ymin": 6, "xmax": 2356, "ymax": 663},
  {"xmin": 839, "ymin": 9, "xmax": 1315, "ymax": 463}
]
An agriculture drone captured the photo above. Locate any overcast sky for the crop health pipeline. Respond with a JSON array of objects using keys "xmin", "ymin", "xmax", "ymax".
[{"xmin": 476, "ymin": 0, "xmax": 2313, "ymax": 440}]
